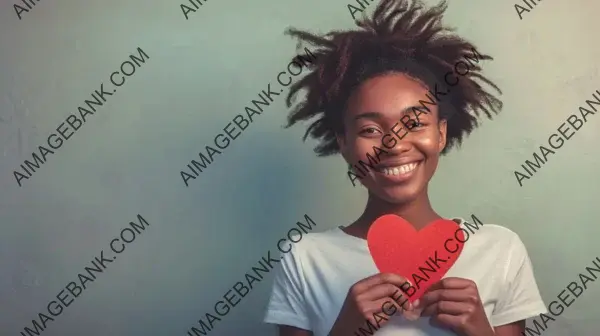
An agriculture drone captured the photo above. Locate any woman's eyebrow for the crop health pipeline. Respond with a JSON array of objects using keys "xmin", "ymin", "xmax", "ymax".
[
  {"xmin": 401, "ymin": 105, "xmax": 430, "ymax": 115},
  {"xmin": 354, "ymin": 107, "xmax": 427, "ymax": 122},
  {"xmin": 353, "ymin": 111, "xmax": 384, "ymax": 121}
]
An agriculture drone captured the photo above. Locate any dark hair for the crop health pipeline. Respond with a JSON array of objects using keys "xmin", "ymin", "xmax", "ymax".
[{"xmin": 283, "ymin": 0, "xmax": 502, "ymax": 156}]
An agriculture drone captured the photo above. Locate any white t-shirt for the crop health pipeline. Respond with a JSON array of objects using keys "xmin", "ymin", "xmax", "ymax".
[{"xmin": 263, "ymin": 218, "xmax": 547, "ymax": 336}]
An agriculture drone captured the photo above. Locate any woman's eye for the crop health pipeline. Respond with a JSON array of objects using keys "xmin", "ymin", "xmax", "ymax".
[
  {"xmin": 408, "ymin": 120, "xmax": 424, "ymax": 129},
  {"xmin": 360, "ymin": 127, "xmax": 380, "ymax": 135}
]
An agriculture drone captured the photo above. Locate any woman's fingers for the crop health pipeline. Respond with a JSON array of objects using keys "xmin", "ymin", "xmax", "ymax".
[
  {"xmin": 402, "ymin": 299, "xmax": 422, "ymax": 321},
  {"xmin": 358, "ymin": 283, "xmax": 413, "ymax": 310},
  {"xmin": 369, "ymin": 297, "xmax": 407, "ymax": 316},
  {"xmin": 419, "ymin": 288, "xmax": 472, "ymax": 308},
  {"xmin": 356, "ymin": 273, "xmax": 413, "ymax": 293},
  {"xmin": 421, "ymin": 300, "xmax": 472, "ymax": 317}
]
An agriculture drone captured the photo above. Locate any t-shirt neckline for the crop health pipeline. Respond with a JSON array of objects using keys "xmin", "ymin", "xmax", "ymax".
[{"xmin": 336, "ymin": 217, "xmax": 465, "ymax": 244}]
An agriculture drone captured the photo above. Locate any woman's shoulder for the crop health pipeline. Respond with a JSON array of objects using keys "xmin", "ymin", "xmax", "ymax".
[
  {"xmin": 280, "ymin": 225, "xmax": 365, "ymax": 262},
  {"xmin": 458, "ymin": 215, "xmax": 520, "ymax": 236},
  {"xmin": 456, "ymin": 216, "xmax": 528, "ymax": 251},
  {"xmin": 287, "ymin": 226, "xmax": 355, "ymax": 249}
]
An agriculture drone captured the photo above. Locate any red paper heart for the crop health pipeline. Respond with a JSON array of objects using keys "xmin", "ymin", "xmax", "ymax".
[{"xmin": 367, "ymin": 215, "xmax": 465, "ymax": 302}]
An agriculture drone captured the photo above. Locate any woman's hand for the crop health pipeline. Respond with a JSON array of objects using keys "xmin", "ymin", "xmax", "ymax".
[
  {"xmin": 328, "ymin": 273, "xmax": 415, "ymax": 336},
  {"xmin": 416, "ymin": 277, "xmax": 495, "ymax": 336}
]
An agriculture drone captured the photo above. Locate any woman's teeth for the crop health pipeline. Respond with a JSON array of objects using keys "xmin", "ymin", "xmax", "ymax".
[{"xmin": 381, "ymin": 162, "xmax": 418, "ymax": 176}]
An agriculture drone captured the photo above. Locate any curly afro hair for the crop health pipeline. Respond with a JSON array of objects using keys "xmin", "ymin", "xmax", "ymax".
[{"xmin": 283, "ymin": 0, "xmax": 502, "ymax": 157}]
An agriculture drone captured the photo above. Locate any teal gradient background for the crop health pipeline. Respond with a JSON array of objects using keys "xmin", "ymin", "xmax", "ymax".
[{"xmin": 1, "ymin": 0, "xmax": 599, "ymax": 335}]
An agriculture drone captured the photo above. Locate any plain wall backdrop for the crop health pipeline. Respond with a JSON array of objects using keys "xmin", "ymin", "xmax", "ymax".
[{"xmin": 1, "ymin": 0, "xmax": 599, "ymax": 335}]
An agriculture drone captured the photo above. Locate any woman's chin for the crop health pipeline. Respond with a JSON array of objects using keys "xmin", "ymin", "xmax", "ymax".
[
  {"xmin": 362, "ymin": 176, "xmax": 425, "ymax": 205},
  {"xmin": 373, "ymin": 187, "xmax": 421, "ymax": 205}
]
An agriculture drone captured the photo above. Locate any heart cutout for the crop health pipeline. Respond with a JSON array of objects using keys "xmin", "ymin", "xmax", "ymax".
[{"xmin": 367, "ymin": 215, "xmax": 465, "ymax": 302}]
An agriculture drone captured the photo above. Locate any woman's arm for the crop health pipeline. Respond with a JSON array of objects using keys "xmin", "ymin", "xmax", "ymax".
[
  {"xmin": 494, "ymin": 319, "xmax": 526, "ymax": 336},
  {"xmin": 488, "ymin": 233, "xmax": 546, "ymax": 336},
  {"xmin": 279, "ymin": 324, "xmax": 313, "ymax": 336}
]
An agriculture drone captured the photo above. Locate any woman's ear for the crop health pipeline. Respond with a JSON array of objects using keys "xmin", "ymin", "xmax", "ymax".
[{"xmin": 437, "ymin": 119, "xmax": 448, "ymax": 153}]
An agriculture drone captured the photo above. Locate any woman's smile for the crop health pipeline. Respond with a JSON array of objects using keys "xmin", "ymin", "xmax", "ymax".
[{"xmin": 374, "ymin": 160, "xmax": 423, "ymax": 183}]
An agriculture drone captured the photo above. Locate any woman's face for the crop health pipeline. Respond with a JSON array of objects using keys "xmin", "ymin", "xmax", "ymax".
[{"xmin": 337, "ymin": 72, "xmax": 447, "ymax": 204}]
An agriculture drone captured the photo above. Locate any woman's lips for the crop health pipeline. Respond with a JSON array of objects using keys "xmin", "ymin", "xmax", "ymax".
[
  {"xmin": 377, "ymin": 162, "xmax": 419, "ymax": 175},
  {"xmin": 375, "ymin": 161, "xmax": 421, "ymax": 182}
]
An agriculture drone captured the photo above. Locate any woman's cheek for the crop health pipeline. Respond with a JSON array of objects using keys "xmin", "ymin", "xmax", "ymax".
[
  {"xmin": 352, "ymin": 138, "xmax": 381, "ymax": 162},
  {"xmin": 412, "ymin": 131, "xmax": 441, "ymax": 154}
]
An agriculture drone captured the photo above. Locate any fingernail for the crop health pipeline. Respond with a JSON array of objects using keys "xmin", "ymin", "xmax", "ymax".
[{"xmin": 414, "ymin": 299, "xmax": 420, "ymax": 308}]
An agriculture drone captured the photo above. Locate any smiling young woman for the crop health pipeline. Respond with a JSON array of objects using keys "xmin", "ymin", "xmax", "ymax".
[{"xmin": 263, "ymin": 0, "xmax": 547, "ymax": 335}]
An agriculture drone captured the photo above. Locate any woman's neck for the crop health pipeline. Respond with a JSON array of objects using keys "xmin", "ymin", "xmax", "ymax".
[{"xmin": 344, "ymin": 191, "xmax": 442, "ymax": 239}]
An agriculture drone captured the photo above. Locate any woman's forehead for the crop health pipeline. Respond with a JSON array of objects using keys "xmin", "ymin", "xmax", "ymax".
[{"xmin": 346, "ymin": 73, "xmax": 437, "ymax": 117}]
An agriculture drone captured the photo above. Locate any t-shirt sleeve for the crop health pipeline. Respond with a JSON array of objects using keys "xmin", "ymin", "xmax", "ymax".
[
  {"xmin": 491, "ymin": 234, "xmax": 547, "ymax": 327},
  {"xmin": 263, "ymin": 241, "xmax": 312, "ymax": 331}
]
